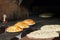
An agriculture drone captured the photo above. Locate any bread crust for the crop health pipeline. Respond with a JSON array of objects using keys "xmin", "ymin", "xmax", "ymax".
[
  {"xmin": 14, "ymin": 22, "xmax": 29, "ymax": 28},
  {"xmin": 6, "ymin": 26, "xmax": 23, "ymax": 32},
  {"xmin": 23, "ymin": 19, "xmax": 35, "ymax": 25}
]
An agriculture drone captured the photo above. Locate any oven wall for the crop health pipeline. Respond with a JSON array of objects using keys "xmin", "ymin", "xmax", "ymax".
[
  {"xmin": 31, "ymin": 0, "xmax": 60, "ymax": 17},
  {"xmin": 0, "ymin": 0, "xmax": 29, "ymax": 21},
  {"xmin": 22, "ymin": 0, "xmax": 60, "ymax": 18}
]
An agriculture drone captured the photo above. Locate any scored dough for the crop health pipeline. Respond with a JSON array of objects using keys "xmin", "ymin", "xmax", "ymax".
[
  {"xmin": 27, "ymin": 30, "xmax": 59, "ymax": 39},
  {"xmin": 41, "ymin": 25, "xmax": 60, "ymax": 31}
]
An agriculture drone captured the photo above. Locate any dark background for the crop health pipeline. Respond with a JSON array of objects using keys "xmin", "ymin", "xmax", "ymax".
[
  {"xmin": 21, "ymin": 0, "xmax": 60, "ymax": 18},
  {"xmin": 0, "ymin": 0, "xmax": 60, "ymax": 40}
]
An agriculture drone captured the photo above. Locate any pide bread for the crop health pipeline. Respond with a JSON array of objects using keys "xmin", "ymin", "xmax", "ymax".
[
  {"xmin": 6, "ymin": 26, "xmax": 23, "ymax": 32},
  {"xmin": 23, "ymin": 19, "xmax": 35, "ymax": 25},
  {"xmin": 5, "ymin": 19, "xmax": 35, "ymax": 32},
  {"xmin": 27, "ymin": 30, "xmax": 59, "ymax": 39},
  {"xmin": 14, "ymin": 22, "xmax": 29, "ymax": 28},
  {"xmin": 41, "ymin": 25, "xmax": 60, "ymax": 31}
]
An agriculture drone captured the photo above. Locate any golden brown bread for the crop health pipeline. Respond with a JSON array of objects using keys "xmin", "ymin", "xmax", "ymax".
[
  {"xmin": 5, "ymin": 19, "xmax": 35, "ymax": 32},
  {"xmin": 6, "ymin": 26, "xmax": 23, "ymax": 32},
  {"xmin": 23, "ymin": 19, "xmax": 35, "ymax": 25},
  {"xmin": 14, "ymin": 22, "xmax": 29, "ymax": 29}
]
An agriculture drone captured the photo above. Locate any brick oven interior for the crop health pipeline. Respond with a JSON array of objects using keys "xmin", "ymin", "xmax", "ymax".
[
  {"xmin": 0, "ymin": 0, "xmax": 60, "ymax": 22},
  {"xmin": 0, "ymin": 0, "xmax": 60, "ymax": 40},
  {"xmin": 22, "ymin": 0, "xmax": 60, "ymax": 18}
]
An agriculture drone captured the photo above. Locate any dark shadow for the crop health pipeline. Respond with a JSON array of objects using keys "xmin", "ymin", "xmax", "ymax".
[
  {"xmin": 53, "ymin": 34, "xmax": 60, "ymax": 40},
  {"xmin": 0, "ymin": 27, "xmax": 5, "ymax": 34}
]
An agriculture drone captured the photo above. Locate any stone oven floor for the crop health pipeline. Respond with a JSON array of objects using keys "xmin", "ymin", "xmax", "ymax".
[{"xmin": 0, "ymin": 17, "xmax": 60, "ymax": 40}]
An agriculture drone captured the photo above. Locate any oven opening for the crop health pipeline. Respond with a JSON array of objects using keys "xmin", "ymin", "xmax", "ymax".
[
  {"xmin": 0, "ymin": 0, "xmax": 60, "ymax": 21},
  {"xmin": 0, "ymin": 0, "xmax": 60, "ymax": 40},
  {"xmin": 22, "ymin": 0, "xmax": 60, "ymax": 18}
]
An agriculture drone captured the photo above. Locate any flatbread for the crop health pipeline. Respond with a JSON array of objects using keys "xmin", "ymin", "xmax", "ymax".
[
  {"xmin": 27, "ymin": 30, "xmax": 59, "ymax": 39},
  {"xmin": 6, "ymin": 26, "xmax": 23, "ymax": 32},
  {"xmin": 41, "ymin": 25, "xmax": 60, "ymax": 31},
  {"xmin": 14, "ymin": 22, "xmax": 29, "ymax": 28},
  {"xmin": 23, "ymin": 19, "xmax": 35, "ymax": 25}
]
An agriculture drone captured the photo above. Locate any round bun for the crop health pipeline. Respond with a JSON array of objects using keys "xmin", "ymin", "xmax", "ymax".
[
  {"xmin": 41, "ymin": 25, "xmax": 60, "ymax": 31},
  {"xmin": 23, "ymin": 19, "xmax": 35, "ymax": 25},
  {"xmin": 27, "ymin": 30, "xmax": 59, "ymax": 39},
  {"xmin": 6, "ymin": 26, "xmax": 23, "ymax": 32},
  {"xmin": 14, "ymin": 22, "xmax": 29, "ymax": 28}
]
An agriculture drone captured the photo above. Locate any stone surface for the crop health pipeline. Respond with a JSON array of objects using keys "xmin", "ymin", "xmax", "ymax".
[{"xmin": 0, "ymin": 18, "xmax": 60, "ymax": 40}]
